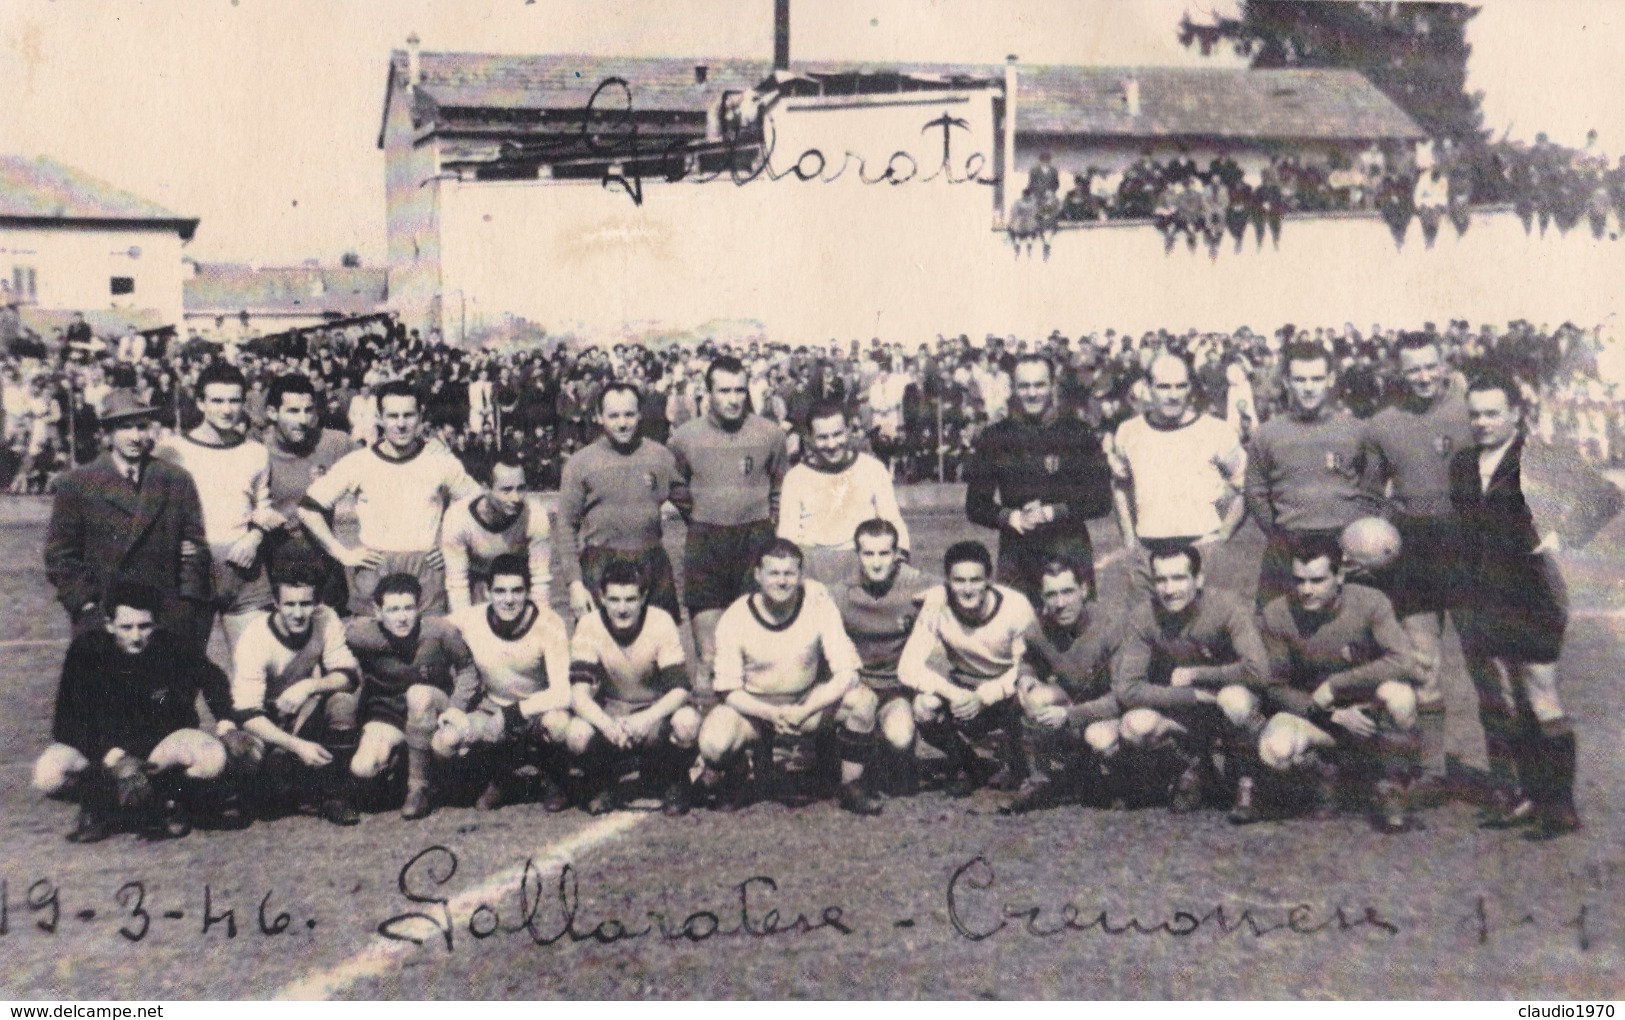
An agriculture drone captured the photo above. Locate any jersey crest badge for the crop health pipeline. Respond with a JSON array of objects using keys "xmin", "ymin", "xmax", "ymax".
[
  {"xmin": 1043, "ymin": 454, "xmax": 1061, "ymax": 474},
  {"xmin": 741, "ymin": 455, "xmax": 754, "ymax": 476},
  {"xmin": 1434, "ymin": 435, "xmax": 1453, "ymax": 457}
]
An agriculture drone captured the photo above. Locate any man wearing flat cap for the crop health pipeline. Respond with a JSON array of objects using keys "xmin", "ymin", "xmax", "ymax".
[{"xmin": 44, "ymin": 389, "xmax": 212, "ymax": 650}]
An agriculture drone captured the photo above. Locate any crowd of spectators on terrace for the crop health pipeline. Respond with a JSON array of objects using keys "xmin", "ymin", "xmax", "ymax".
[{"xmin": 0, "ymin": 309, "xmax": 1618, "ymax": 498}]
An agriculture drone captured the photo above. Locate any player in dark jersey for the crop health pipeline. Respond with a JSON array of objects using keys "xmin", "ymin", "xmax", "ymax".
[{"xmin": 345, "ymin": 573, "xmax": 477, "ymax": 819}]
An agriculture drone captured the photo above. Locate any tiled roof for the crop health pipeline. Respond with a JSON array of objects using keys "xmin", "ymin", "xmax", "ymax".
[
  {"xmin": 0, "ymin": 155, "xmax": 199, "ymax": 238},
  {"xmin": 391, "ymin": 50, "xmax": 771, "ymax": 115},
  {"xmin": 781, "ymin": 62, "xmax": 1423, "ymax": 140},
  {"xmin": 184, "ymin": 264, "xmax": 388, "ymax": 315},
  {"xmin": 381, "ymin": 51, "xmax": 1423, "ymax": 144}
]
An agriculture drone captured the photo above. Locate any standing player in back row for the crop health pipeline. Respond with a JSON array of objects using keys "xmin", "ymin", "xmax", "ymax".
[
  {"xmin": 155, "ymin": 361, "xmax": 276, "ymax": 653},
  {"xmin": 1359, "ymin": 332, "xmax": 1475, "ymax": 790},
  {"xmin": 299, "ymin": 380, "xmax": 481, "ymax": 616},
  {"xmin": 669, "ymin": 356, "xmax": 787, "ymax": 699},
  {"xmin": 440, "ymin": 453, "xmax": 551, "ymax": 615},
  {"xmin": 557, "ymin": 382, "xmax": 682, "ymax": 623},
  {"xmin": 778, "ymin": 399, "xmax": 910, "ymax": 585},
  {"xmin": 257, "ymin": 374, "xmax": 357, "ymax": 613},
  {"xmin": 965, "ymin": 355, "xmax": 1113, "ymax": 610}
]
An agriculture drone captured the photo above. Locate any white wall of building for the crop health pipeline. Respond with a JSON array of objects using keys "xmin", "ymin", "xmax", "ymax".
[
  {"xmin": 0, "ymin": 224, "xmax": 187, "ymax": 324},
  {"xmin": 432, "ymin": 168, "xmax": 1625, "ymax": 347}
]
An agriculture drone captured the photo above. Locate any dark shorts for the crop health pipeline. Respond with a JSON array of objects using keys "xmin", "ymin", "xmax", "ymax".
[
  {"xmin": 580, "ymin": 544, "xmax": 681, "ymax": 621},
  {"xmin": 361, "ymin": 682, "xmax": 451, "ymax": 731},
  {"xmin": 1457, "ymin": 552, "xmax": 1568, "ymax": 664},
  {"xmin": 210, "ymin": 543, "xmax": 273, "ymax": 617},
  {"xmin": 1388, "ymin": 515, "xmax": 1464, "ymax": 618},
  {"xmin": 682, "ymin": 520, "xmax": 775, "ymax": 613}
]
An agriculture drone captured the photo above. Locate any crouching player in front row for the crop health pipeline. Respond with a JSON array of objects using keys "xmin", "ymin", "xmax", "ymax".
[
  {"xmin": 566, "ymin": 558, "xmax": 700, "ymax": 817},
  {"xmin": 34, "ymin": 582, "xmax": 242, "ymax": 842},
  {"xmin": 899, "ymin": 541, "xmax": 1036, "ymax": 797},
  {"xmin": 1112, "ymin": 544, "xmax": 1269, "ymax": 812},
  {"xmin": 696, "ymin": 540, "xmax": 880, "ymax": 815},
  {"xmin": 345, "ymin": 572, "xmax": 478, "ymax": 820},
  {"xmin": 231, "ymin": 563, "xmax": 364, "ymax": 825},
  {"xmin": 437, "ymin": 553, "xmax": 574, "ymax": 812},
  {"xmin": 1007, "ymin": 555, "xmax": 1123, "ymax": 814},
  {"xmin": 1234, "ymin": 534, "xmax": 1420, "ymax": 832},
  {"xmin": 828, "ymin": 519, "xmax": 936, "ymax": 797}
]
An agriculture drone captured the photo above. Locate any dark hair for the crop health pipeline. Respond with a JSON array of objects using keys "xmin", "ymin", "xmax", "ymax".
[
  {"xmin": 1396, "ymin": 331, "xmax": 1441, "ymax": 358},
  {"xmin": 853, "ymin": 517, "xmax": 900, "ymax": 550},
  {"xmin": 1465, "ymin": 364, "xmax": 1526, "ymax": 411},
  {"xmin": 105, "ymin": 580, "xmax": 161, "ymax": 617},
  {"xmin": 597, "ymin": 558, "xmax": 648, "ymax": 595},
  {"xmin": 195, "ymin": 361, "xmax": 247, "ymax": 398},
  {"xmin": 488, "ymin": 451, "xmax": 526, "ymax": 478},
  {"xmin": 372, "ymin": 571, "xmax": 423, "ymax": 605},
  {"xmin": 1282, "ymin": 341, "xmax": 1332, "ymax": 373},
  {"xmin": 488, "ymin": 552, "xmax": 530, "ymax": 590},
  {"xmin": 266, "ymin": 374, "xmax": 318, "ymax": 410},
  {"xmin": 1148, "ymin": 542, "xmax": 1203, "ymax": 578},
  {"xmin": 1289, "ymin": 532, "xmax": 1344, "ymax": 572},
  {"xmin": 597, "ymin": 381, "xmax": 642, "ymax": 414},
  {"xmin": 944, "ymin": 540, "xmax": 993, "ymax": 577},
  {"xmin": 755, "ymin": 537, "xmax": 805, "ymax": 569},
  {"xmin": 375, "ymin": 379, "xmax": 419, "ymax": 407},
  {"xmin": 706, "ymin": 355, "xmax": 747, "ymax": 391},
  {"xmin": 1012, "ymin": 354, "xmax": 1054, "ymax": 381},
  {"xmin": 807, "ymin": 398, "xmax": 847, "ymax": 430},
  {"xmin": 270, "ymin": 560, "xmax": 324, "ymax": 596},
  {"xmin": 1040, "ymin": 554, "xmax": 1093, "ymax": 591}
]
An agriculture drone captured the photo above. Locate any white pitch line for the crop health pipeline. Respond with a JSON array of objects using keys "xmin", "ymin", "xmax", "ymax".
[{"xmin": 274, "ymin": 811, "xmax": 646, "ymax": 1001}]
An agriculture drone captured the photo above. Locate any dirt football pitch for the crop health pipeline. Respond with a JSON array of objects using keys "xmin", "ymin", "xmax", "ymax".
[{"xmin": 1, "ymin": 495, "xmax": 1622, "ymax": 999}]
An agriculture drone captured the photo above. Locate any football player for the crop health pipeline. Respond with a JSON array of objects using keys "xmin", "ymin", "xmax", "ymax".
[
  {"xmin": 565, "ymin": 558, "xmax": 700, "ymax": 816},
  {"xmin": 1007, "ymin": 555, "xmax": 1123, "ymax": 813},
  {"xmin": 696, "ymin": 540, "xmax": 878, "ymax": 815},
  {"xmin": 899, "ymin": 540, "xmax": 1036, "ymax": 797},
  {"xmin": 1244, "ymin": 533, "xmax": 1420, "ymax": 832},
  {"xmin": 258, "ymin": 374, "xmax": 357, "ymax": 613},
  {"xmin": 345, "ymin": 573, "xmax": 478, "ymax": 819},
  {"xmin": 828, "ymin": 518, "xmax": 935, "ymax": 795},
  {"xmin": 231, "ymin": 562, "xmax": 363, "ymax": 825},
  {"xmin": 33, "ymin": 582, "xmax": 240, "ymax": 842},
  {"xmin": 438, "ymin": 553, "xmax": 574, "ymax": 811},
  {"xmin": 778, "ymin": 401, "xmax": 910, "ymax": 585},
  {"xmin": 441, "ymin": 453, "xmax": 552, "ymax": 613},
  {"xmin": 1111, "ymin": 544, "xmax": 1268, "ymax": 812},
  {"xmin": 669, "ymin": 357, "xmax": 788, "ymax": 701}
]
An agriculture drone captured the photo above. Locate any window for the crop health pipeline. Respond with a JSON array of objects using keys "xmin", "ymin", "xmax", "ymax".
[
  {"xmin": 110, "ymin": 276, "xmax": 135, "ymax": 295},
  {"xmin": 12, "ymin": 266, "xmax": 36, "ymax": 302}
]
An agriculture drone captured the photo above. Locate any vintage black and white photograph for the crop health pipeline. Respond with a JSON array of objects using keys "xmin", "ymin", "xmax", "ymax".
[{"xmin": 1, "ymin": 0, "xmax": 1623, "ymax": 1002}]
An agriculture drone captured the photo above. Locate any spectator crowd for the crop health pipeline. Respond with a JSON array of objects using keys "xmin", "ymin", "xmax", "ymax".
[{"xmin": 0, "ymin": 309, "xmax": 1618, "ymax": 497}]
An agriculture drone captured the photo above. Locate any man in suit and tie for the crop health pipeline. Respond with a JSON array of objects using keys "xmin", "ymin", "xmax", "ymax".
[
  {"xmin": 44, "ymin": 390, "xmax": 212, "ymax": 652},
  {"xmin": 1451, "ymin": 366, "xmax": 1621, "ymax": 840}
]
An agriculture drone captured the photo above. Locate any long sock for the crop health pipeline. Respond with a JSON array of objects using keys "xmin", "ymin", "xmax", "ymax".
[{"xmin": 836, "ymin": 728, "xmax": 873, "ymax": 788}]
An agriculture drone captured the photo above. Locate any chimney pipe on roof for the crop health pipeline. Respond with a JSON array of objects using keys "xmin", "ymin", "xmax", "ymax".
[
  {"xmin": 774, "ymin": 0, "xmax": 791, "ymax": 70},
  {"xmin": 695, "ymin": 64, "xmax": 708, "ymax": 84},
  {"xmin": 1122, "ymin": 74, "xmax": 1141, "ymax": 118},
  {"xmin": 406, "ymin": 32, "xmax": 422, "ymax": 91}
]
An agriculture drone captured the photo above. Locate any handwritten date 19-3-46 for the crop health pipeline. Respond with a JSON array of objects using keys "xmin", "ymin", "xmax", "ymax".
[{"xmin": 0, "ymin": 878, "xmax": 312, "ymax": 942}]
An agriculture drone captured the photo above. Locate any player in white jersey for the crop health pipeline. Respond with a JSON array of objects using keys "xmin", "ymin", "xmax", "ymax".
[
  {"xmin": 230, "ymin": 561, "xmax": 363, "ymax": 825},
  {"xmin": 436, "ymin": 553, "xmax": 575, "ymax": 812},
  {"xmin": 778, "ymin": 399, "xmax": 910, "ymax": 585},
  {"xmin": 566, "ymin": 558, "xmax": 700, "ymax": 816},
  {"xmin": 155, "ymin": 361, "xmax": 276, "ymax": 653},
  {"xmin": 440, "ymin": 453, "xmax": 551, "ymax": 613},
  {"xmin": 696, "ymin": 539, "xmax": 882, "ymax": 815},
  {"xmin": 299, "ymin": 380, "xmax": 481, "ymax": 616},
  {"xmin": 1109, "ymin": 353, "xmax": 1247, "ymax": 597},
  {"xmin": 899, "ymin": 540, "xmax": 1036, "ymax": 797}
]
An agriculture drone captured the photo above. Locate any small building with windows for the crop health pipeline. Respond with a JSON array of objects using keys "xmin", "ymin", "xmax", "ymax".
[
  {"xmin": 0, "ymin": 155, "xmax": 199, "ymax": 335},
  {"xmin": 183, "ymin": 262, "xmax": 390, "ymax": 342}
]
